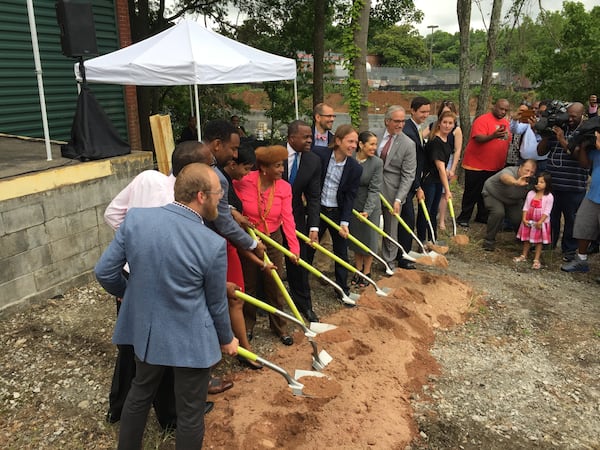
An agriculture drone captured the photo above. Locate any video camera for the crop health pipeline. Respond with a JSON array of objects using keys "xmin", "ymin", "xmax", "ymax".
[
  {"xmin": 533, "ymin": 100, "xmax": 570, "ymax": 137},
  {"xmin": 567, "ymin": 115, "xmax": 600, "ymax": 152}
]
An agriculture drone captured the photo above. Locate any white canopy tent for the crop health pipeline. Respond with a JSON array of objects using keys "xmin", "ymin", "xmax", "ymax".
[{"xmin": 74, "ymin": 19, "xmax": 298, "ymax": 138}]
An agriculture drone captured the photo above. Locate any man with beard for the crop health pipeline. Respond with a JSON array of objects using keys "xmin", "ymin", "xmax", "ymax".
[{"xmin": 96, "ymin": 163, "xmax": 238, "ymax": 449}]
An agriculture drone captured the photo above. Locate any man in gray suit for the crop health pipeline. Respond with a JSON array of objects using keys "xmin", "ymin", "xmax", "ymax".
[
  {"xmin": 375, "ymin": 106, "xmax": 417, "ymax": 269},
  {"xmin": 95, "ymin": 163, "xmax": 239, "ymax": 449}
]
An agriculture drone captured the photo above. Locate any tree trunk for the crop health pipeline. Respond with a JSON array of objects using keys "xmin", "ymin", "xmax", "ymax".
[
  {"xmin": 352, "ymin": 0, "xmax": 370, "ymax": 131},
  {"xmin": 312, "ymin": 0, "xmax": 326, "ymax": 106},
  {"xmin": 476, "ymin": 0, "xmax": 503, "ymax": 117},
  {"xmin": 457, "ymin": 0, "xmax": 472, "ymax": 143}
]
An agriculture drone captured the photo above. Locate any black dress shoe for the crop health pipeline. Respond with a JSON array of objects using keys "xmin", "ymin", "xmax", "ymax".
[
  {"xmin": 457, "ymin": 221, "xmax": 470, "ymax": 228},
  {"xmin": 398, "ymin": 260, "xmax": 416, "ymax": 270},
  {"xmin": 280, "ymin": 335, "xmax": 294, "ymax": 346},
  {"xmin": 105, "ymin": 411, "xmax": 120, "ymax": 424},
  {"xmin": 303, "ymin": 308, "xmax": 319, "ymax": 323}
]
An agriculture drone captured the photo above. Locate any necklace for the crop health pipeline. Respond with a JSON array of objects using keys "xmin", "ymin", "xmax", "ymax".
[{"xmin": 256, "ymin": 175, "xmax": 275, "ymax": 234}]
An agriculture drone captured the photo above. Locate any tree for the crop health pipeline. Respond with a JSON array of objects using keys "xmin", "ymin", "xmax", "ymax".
[
  {"xmin": 475, "ymin": 0, "xmax": 504, "ymax": 117},
  {"xmin": 457, "ymin": 0, "xmax": 472, "ymax": 142},
  {"xmin": 369, "ymin": 25, "xmax": 428, "ymax": 67}
]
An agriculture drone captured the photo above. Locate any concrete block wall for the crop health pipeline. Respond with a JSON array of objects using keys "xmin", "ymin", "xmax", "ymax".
[{"xmin": 0, "ymin": 152, "xmax": 153, "ymax": 313}]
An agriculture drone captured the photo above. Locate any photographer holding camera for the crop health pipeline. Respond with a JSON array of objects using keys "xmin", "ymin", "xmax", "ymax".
[
  {"xmin": 537, "ymin": 102, "xmax": 587, "ymax": 261},
  {"xmin": 561, "ymin": 129, "xmax": 600, "ymax": 277}
]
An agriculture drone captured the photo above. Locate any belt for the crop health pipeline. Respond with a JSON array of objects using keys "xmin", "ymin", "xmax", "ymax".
[{"xmin": 321, "ymin": 205, "xmax": 338, "ymax": 212}]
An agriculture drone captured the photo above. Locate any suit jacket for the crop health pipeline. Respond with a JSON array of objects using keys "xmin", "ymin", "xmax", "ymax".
[
  {"xmin": 208, "ymin": 164, "xmax": 255, "ymax": 250},
  {"xmin": 95, "ymin": 203, "xmax": 233, "ymax": 369},
  {"xmin": 403, "ymin": 119, "xmax": 426, "ymax": 191},
  {"xmin": 312, "ymin": 146, "xmax": 363, "ymax": 223},
  {"xmin": 380, "ymin": 132, "xmax": 417, "ymax": 205},
  {"xmin": 283, "ymin": 147, "xmax": 322, "ymax": 232}
]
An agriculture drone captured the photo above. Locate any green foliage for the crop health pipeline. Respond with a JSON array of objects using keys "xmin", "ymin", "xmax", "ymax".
[{"xmin": 370, "ymin": 25, "xmax": 428, "ymax": 67}]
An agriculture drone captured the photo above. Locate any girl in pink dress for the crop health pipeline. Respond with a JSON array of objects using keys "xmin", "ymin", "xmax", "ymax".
[{"xmin": 514, "ymin": 172, "xmax": 554, "ymax": 269}]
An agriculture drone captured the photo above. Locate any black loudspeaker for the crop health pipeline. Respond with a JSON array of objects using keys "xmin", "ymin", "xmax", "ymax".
[{"xmin": 55, "ymin": 0, "xmax": 98, "ymax": 57}]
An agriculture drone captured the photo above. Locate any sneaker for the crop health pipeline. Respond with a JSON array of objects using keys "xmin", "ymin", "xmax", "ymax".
[
  {"xmin": 458, "ymin": 221, "xmax": 470, "ymax": 228},
  {"xmin": 560, "ymin": 254, "xmax": 590, "ymax": 272},
  {"xmin": 562, "ymin": 253, "xmax": 575, "ymax": 262}
]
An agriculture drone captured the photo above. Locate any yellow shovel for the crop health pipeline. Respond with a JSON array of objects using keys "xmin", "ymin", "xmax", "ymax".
[
  {"xmin": 252, "ymin": 228, "xmax": 358, "ymax": 306},
  {"xmin": 320, "ymin": 212, "xmax": 395, "ymax": 275}
]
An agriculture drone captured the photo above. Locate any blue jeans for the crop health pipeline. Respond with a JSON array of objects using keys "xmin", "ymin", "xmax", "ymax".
[
  {"xmin": 551, "ymin": 189, "xmax": 586, "ymax": 255},
  {"xmin": 417, "ymin": 181, "xmax": 443, "ymax": 242}
]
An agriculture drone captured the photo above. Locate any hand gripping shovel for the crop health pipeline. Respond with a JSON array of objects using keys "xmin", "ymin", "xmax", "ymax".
[
  {"xmin": 352, "ymin": 209, "xmax": 416, "ymax": 263},
  {"xmin": 379, "ymin": 193, "xmax": 444, "ymax": 261},
  {"xmin": 296, "ymin": 230, "xmax": 392, "ymax": 297},
  {"xmin": 237, "ymin": 347, "xmax": 309, "ymax": 396},
  {"xmin": 235, "ymin": 290, "xmax": 333, "ymax": 371},
  {"xmin": 320, "ymin": 212, "xmax": 395, "ymax": 276},
  {"xmin": 252, "ymin": 228, "xmax": 358, "ymax": 307}
]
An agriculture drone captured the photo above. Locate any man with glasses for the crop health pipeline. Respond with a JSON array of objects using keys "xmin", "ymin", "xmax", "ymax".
[
  {"xmin": 375, "ymin": 105, "xmax": 417, "ymax": 270},
  {"xmin": 311, "ymin": 102, "xmax": 336, "ymax": 149}
]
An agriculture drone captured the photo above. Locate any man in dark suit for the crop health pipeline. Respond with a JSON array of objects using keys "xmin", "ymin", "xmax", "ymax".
[
  {"xmin": 375, "ymin": 106, "xmax": 417, "ymax": 269},
  {"xmin": 95, "ymin": 163, "xmax": 239, "ymax": 449},
  {"xmin": 311, "ymin": 102, "xmax": 335, "ymax": 150},
  {"xmin": 307, "ymin": 125, "xmax": 362, "ymax": 300},
  {"xmin": 401, "ymin": 96, "xmax": 431, "ymax": 260},
  {"xmin": 283, "ymin": 120, "xmax": 322, "ymax": 322}
]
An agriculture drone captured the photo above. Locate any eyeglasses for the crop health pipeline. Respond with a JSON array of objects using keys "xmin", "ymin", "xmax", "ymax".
[
  {"xmin": 203, "ymin": 189, "xmax": 224, "ymax": 198},
  {"xmin": 319, "ymin": 114, "xmax": 337, "ymax": 118},
  {"xmin": 442, "ymin": 101, "xmax": 454, "ymax": 106},
  {"xmin": 390, "ymin": 119, "xmax": 406, "ymax": 124}
]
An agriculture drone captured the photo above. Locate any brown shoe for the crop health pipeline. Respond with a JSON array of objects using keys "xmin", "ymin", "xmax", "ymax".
[{"xmin": 207, "ymin": 376, "xmax": 233, "ymax": 395}]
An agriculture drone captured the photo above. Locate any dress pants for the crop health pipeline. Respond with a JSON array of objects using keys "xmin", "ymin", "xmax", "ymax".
[
  {"xmin": 109, "ymin": 298, "xmax": 176, "ymax": 428},
  {"xmin": 306, "ymin": 206, "xmax": 349, "ymax": 294},
  {"xmin": 117, "ymin": 358, "xmax": 210, "ymax": 450},
  {"xmin": 396, "ymin": 191, "xmax": 416, "ymax": 263},
  {"xmin": 284, "ymin": 236, "xmax": 313, "ymax": 314},
  {"xmin": 457, "ymin": 169, "xmax": 497, "ymax": 224},
  {"xmin": 241, "ymin": 228, "xmax": 289, "ymax": 337},
  {"xmin": 551, "ymin": 189, "xmax": 586, "ymax": 255}
]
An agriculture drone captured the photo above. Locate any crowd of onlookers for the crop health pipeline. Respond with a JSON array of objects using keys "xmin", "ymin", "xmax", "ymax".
[{"xmin": 94, "ymin": 93, "xmax": 600, "ymax": 447}]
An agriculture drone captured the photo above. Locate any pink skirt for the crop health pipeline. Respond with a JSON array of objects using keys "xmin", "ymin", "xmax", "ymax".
[{"xmin": 516, "ymin": 205, "xmax": 551, "ymax": 244}]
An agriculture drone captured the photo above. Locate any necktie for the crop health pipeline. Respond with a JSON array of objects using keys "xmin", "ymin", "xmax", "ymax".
[
  {"xmin": 289, "ymin": 152, "xmax": 299, "ymax": 185},
  {"xmin": 380, "ymin": 134, "xmax": 393, "ymax": 161}
]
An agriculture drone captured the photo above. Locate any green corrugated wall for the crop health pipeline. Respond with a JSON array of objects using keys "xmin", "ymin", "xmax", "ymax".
[{"xmin": 0, "ymin": 0, "xmax": 128, "ymax": 141}]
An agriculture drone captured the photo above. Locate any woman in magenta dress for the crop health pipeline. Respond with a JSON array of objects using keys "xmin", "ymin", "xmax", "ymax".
[{"xmin": 514, "ymin": 172, "xmax": 554, "ymax": 269}]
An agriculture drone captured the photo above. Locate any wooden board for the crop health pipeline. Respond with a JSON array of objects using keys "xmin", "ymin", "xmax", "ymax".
[{"xmin": 149, "ymin": 114, "xmax": 174, "ymax": 175}]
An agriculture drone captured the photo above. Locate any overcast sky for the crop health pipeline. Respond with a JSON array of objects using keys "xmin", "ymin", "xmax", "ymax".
[{"xmin": 412, "ymin": 0, "xmax": 597, "ymax": 36}]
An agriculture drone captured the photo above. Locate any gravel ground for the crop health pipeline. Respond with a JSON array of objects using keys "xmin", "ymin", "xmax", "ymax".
[{"xmin": 1, "ymin": 223, "xmax": 599, "ymax": 449}]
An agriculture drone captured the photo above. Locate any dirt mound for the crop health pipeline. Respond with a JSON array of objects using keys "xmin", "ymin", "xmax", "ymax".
[{"xmin": 204, "ymin": 270, "xmax": 473, "ymax": 449}]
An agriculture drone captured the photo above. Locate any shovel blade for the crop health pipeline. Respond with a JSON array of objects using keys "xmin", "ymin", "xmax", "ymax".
[
  {"xmin": 312, "ymin": 349, "xmax": 333, "ymax": 371},
  {"xmin": 295, "ymin": 369, "xmax": 327, "ymax": 380},
  {"xmin": 309, "ymin": 322, "xmax": 337, "ymax": 334}
]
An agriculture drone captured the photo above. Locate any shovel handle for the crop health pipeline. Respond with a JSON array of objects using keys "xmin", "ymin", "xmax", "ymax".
[
  {"xmin": 447, "ymin": 198, "xmax": 456, "ymax": 218},
  {"xmin": 296, "ymin": 230, "xmax": 358, "ymax": 274},
  {"xmin": 247, "ymin": 228, "xmax": 304, "ymax": 324},
  {"xmin": 380, "ymin": 193, "xmax": 427, "ymax": 253},
  {"xmin": 319, "ymin": 212, "xmax": 371, "ymax": 255},
  {"xmin": 252, "ymin": 228, "xmax": 323, "ymax": 279},
  {"xmin": 419, "ymin": 199, "xmax": 431, "ymax": 222}
]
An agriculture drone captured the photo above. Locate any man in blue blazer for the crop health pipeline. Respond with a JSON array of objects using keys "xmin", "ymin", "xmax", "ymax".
[
  {"xmin": 307, "ymin": 125, "xmax": 363, "ymax": 300},
  {"xmin": 95, "ymin": 163, "xmax": 238, "ymax": 449}
]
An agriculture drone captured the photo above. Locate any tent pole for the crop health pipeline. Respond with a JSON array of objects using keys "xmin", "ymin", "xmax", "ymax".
[
  {"xmin": 26, "ymin": 0, "xmax": 53, "ymax": 161},
  {"xmin": 188, "ymin": 85, "xmax": 194, "ymax": 117},
  {"xmin": 293, "ymin": 79, "xmax": 299, "ymax": 119},
  {"xmin": 194, "ymin": 84, "xmax": 201, "ymax": 141}
]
